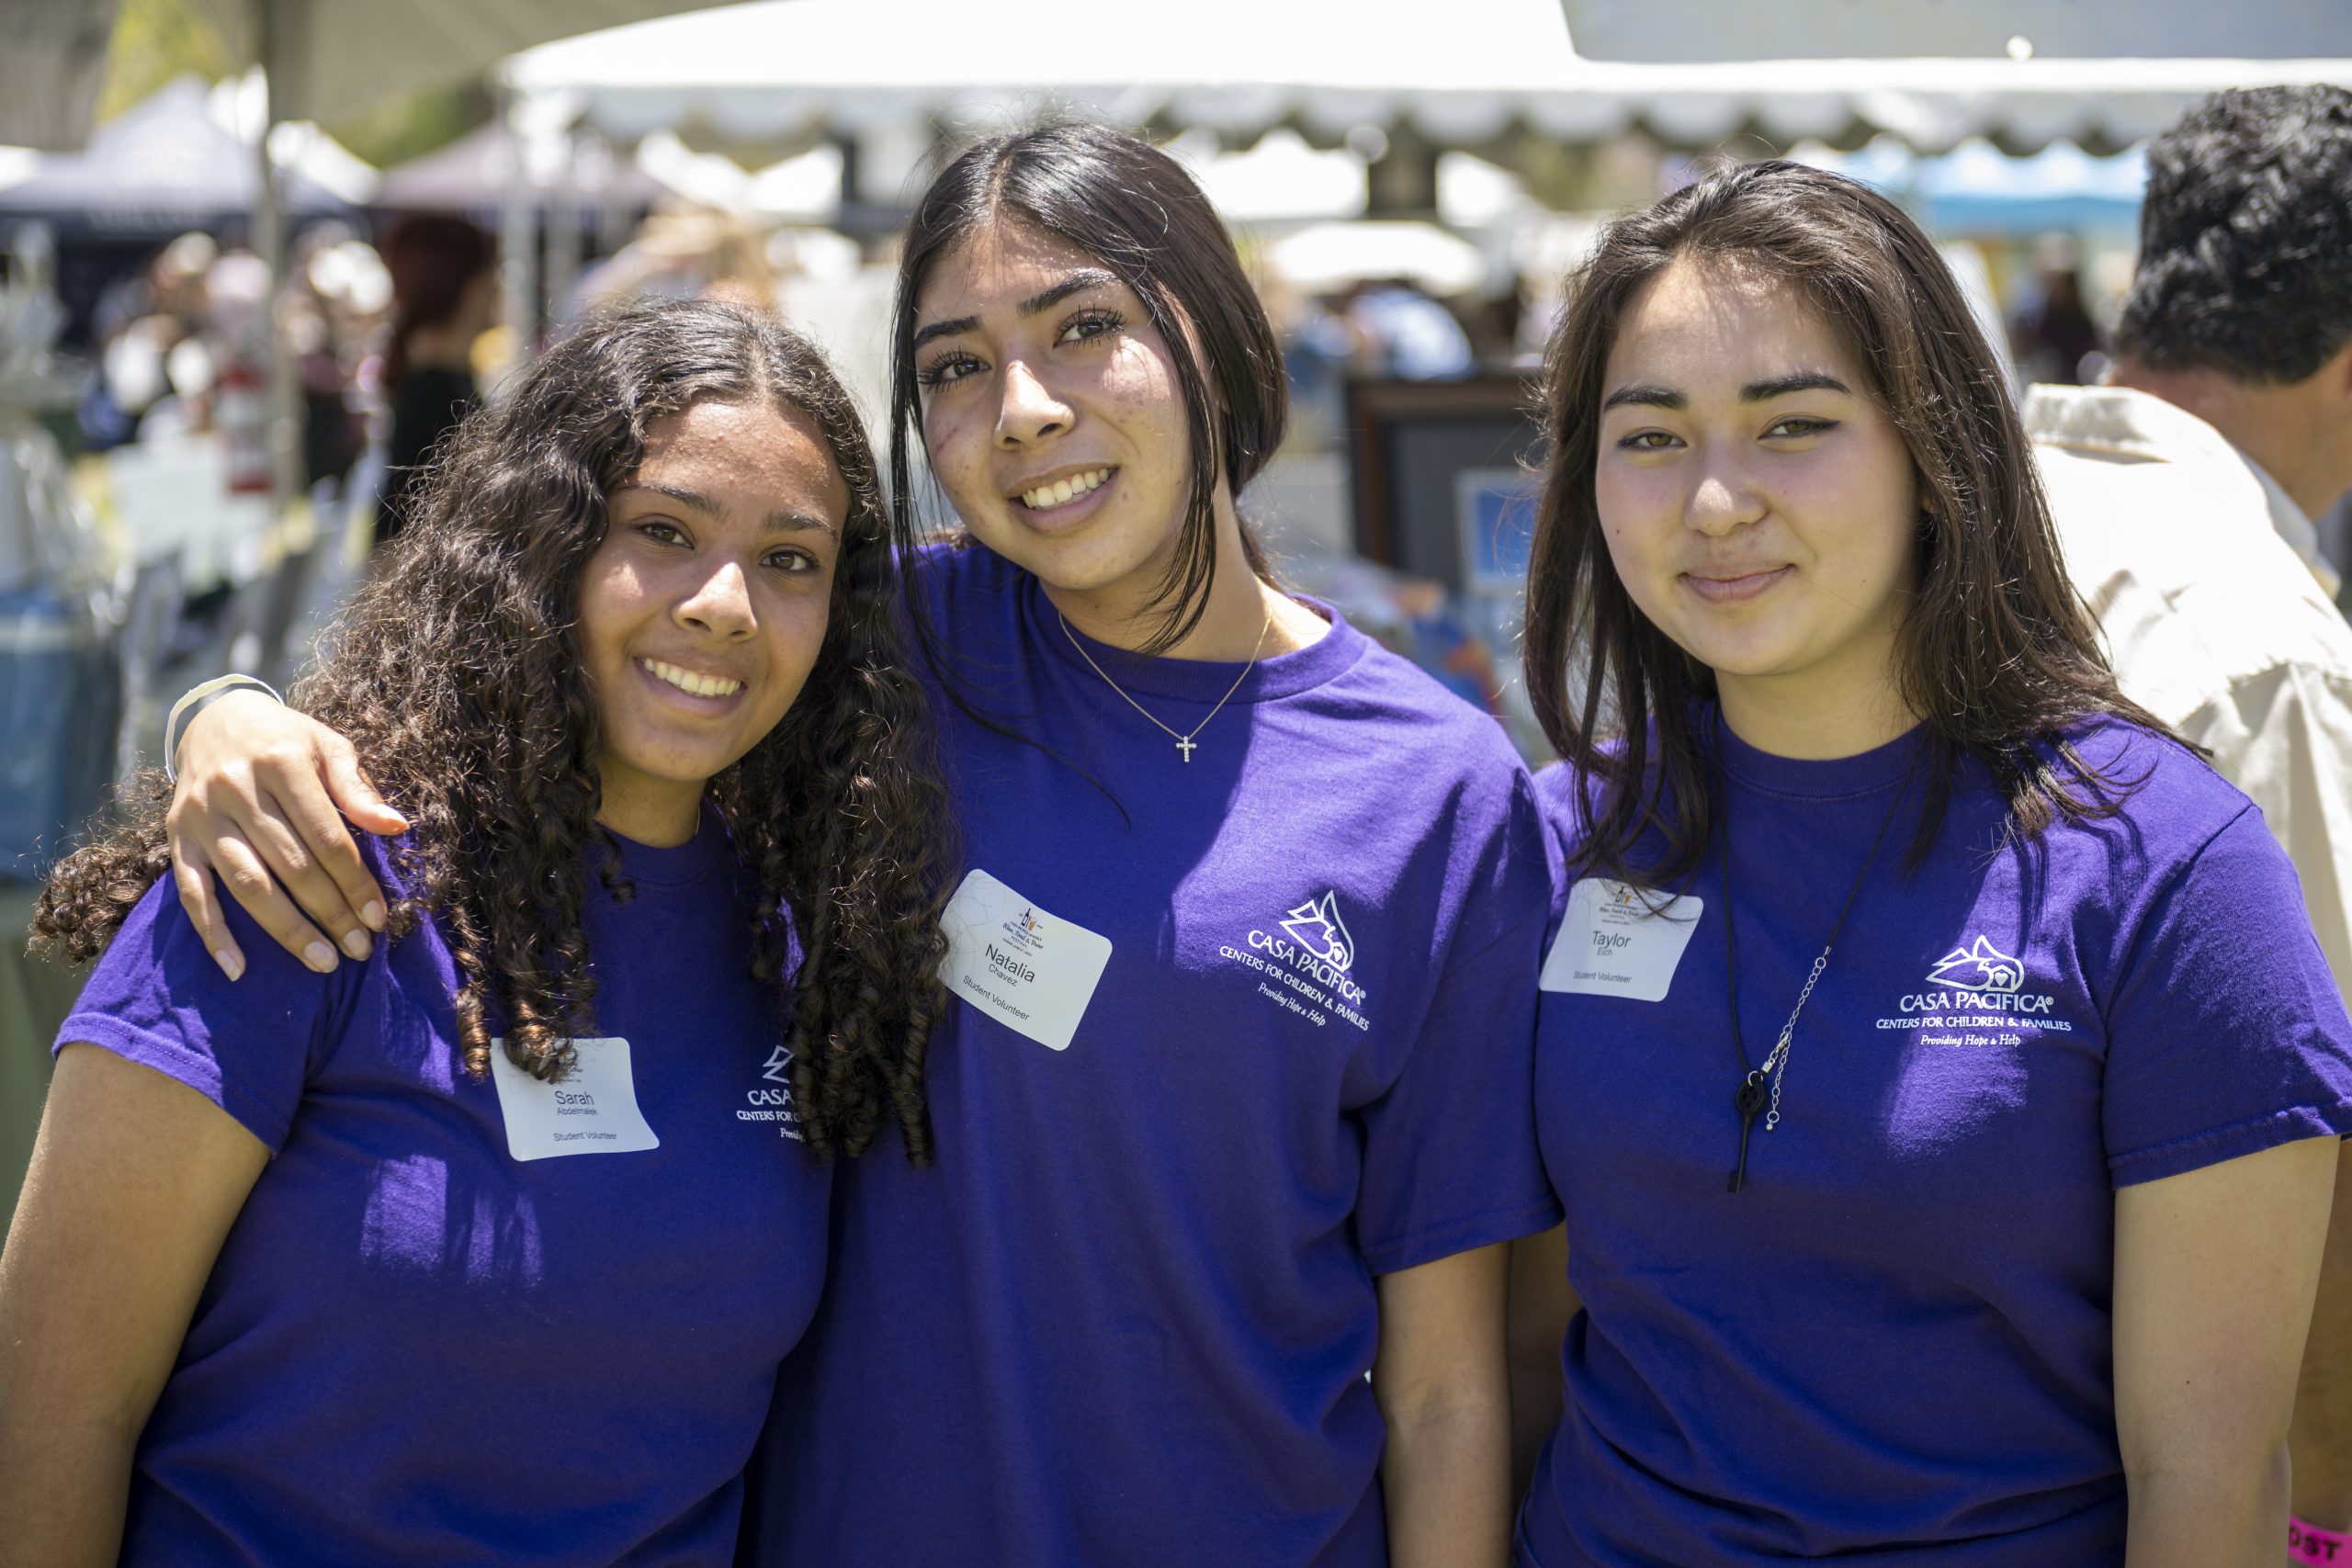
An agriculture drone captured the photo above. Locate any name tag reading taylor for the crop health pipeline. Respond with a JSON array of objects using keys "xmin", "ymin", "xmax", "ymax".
[
  {"xmin": 489, "ymin": 1036, "xmax": 662, "ymax": 1161},
  {"xmin": 940, "ymin": 869, "xmax": 1114, "ymax": 1052},
  {"xmin": 1541, "ymin": 877, "xmax": 1704, "ymax": 1001}
]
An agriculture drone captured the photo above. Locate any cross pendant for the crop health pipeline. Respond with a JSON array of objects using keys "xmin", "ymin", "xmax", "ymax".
[{"xmin": 1175, "ymin": 735, "xmax": 1197, "ymax": 762}]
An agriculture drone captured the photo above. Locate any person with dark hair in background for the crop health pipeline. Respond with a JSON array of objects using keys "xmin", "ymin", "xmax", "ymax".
[
  {"xmin": 0, "ymin": 299, "xmax": 952, "ymax": 1565},
  {"xmin": 377, "ymin": 214, "xmax": 496, "ymax": 547},
  {"xmin": 1510, "ymin": 159, "xmax": 2352, "ymax": 1565},
  {"xmin": 149, "ymin": 119, "xmax": 1555, "ymax": 1568},
  {"xmin": 2019, "ymin": 88, "xmax": 2352, "ymax": 1560}
]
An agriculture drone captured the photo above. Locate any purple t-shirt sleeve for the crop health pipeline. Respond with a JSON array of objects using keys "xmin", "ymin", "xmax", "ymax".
[
  {"xmin": 1354, "ymin": 776, "xmax": 1561, "ymax": 1273},
  {"xmin": 2104, "ymin": 804, "xmax": 2352, "ymax": 1186},
  {"xmin": 56, "ymin": 874, "xmax": 346, "ymax": 1154}
]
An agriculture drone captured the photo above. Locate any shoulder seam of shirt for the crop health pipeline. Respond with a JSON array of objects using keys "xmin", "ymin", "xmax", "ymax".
[{"xmin": 2098, "ymin": 796, "xmax": 2263, "ymax": 1037}]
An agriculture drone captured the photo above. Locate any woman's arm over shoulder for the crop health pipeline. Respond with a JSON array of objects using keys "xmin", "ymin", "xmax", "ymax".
[
  {"xmin": 0, "ymin": 1045, "xmax": 270, "ymax": 1568},
  {"xmin": 166, "ymin": 688, "xmax": 410, "ymax": 980},
  {"xmin": 2115, "ymin": 1134, "xmax": 2336, "ymax": 1567}
]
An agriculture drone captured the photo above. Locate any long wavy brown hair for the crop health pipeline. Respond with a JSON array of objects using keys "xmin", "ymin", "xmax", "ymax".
[
  {"xmin": 1523, "ymin": 160, "xmax": 2188, "ymax": 887},
  {"xmin": 35, "ymin": 299, "xmax": 954, "ymax": 1162}
]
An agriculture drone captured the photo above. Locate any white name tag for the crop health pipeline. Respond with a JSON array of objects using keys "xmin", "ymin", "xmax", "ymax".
[
  {"xmin": 488, "ymin": 1036, "xmax": 661, "ymax": 1161},
  {"xmin": 1540, "ymin": 878, "xmax": 1704, "ymax": 1001},
  {"xmin": 939, "ymin": 869, "xmax": 1113, "ymax": 1052}
]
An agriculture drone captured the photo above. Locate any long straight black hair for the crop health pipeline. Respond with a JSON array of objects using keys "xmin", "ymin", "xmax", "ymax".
[
  {"xmin": 886, "ymin": 118, "xmax": 1292, "ymax": 691},
  {"xmin": 1523, "ymin": 160, "xmax": 2186, "ymax": 888}
]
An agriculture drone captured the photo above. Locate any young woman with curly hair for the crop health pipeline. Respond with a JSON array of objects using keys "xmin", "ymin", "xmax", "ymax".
[
  {"xmin": 146, "ymin": 120, "xmax": 1555, "ymax": 1567},
  {"xmin": 1506, "ymin": 161, "xmax": 2352, "ymax": 1566},
  {"xmin": 0, "ymin": 298, "xmax": 950, "ymax": 1566}
]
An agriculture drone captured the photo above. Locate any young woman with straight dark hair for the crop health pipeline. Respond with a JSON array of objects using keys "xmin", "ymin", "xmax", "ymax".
[
  {"xmin": 1508, "ymin": 160, "xmax": 2352, "ymax": 1566},
  {"xmin": 153, "ymin": 119, "xmax": 1556, "ymax": 1567},
  {"xmin": 0, "ymin": 298, "xmax": 951, "ymax": 1565}
]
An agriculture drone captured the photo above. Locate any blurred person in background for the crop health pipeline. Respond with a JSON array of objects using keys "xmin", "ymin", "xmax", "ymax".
[
  {"xmin": 573, "ymin": 206, "xmax": 777, "ymax": 318},
  {"xmin": 1346, "ymin": 276, "xmax": 1475, "ymax": 380},
  {"xmin": 2019, "ymin": 84, "xmax": 2352, "ymax": 1560},
  {"xmin": 2009, "ymin": 237, "xmax": 2103, "ymax": 387},
  {"xmin": 376, "ymin": 214, "xmax": 494, "ymax": 547}
]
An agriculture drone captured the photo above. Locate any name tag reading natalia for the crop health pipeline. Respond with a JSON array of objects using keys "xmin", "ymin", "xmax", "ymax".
[
  {"xmin": 1541, "ymin": 878, "xmax": 1704, "ymax": 1001},
  {"xmin": 488, "ymin": 1036, "xmax": 662, "ymax": 1161},
  {"xmin": 939, "ymin": 869, "xmax": 1114, "ymax": 1053}
]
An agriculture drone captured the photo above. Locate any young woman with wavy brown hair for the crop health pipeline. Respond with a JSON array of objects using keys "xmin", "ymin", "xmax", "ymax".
[
  {"xmin": 0, "ymin": 297, "xmax": 950, "ymax": 1566},
  {"xmin": 1508, "ymin": 160, "xmax": 2352, "ymax": 1566}
]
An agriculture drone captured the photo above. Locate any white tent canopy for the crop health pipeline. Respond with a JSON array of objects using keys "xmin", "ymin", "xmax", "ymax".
[
  {"xmin": 507, "ymin": 0, "xmax": 2352, "ymax": 158},
  {"xmin": 1558, "ymin": 0, "xmax": 2352, "ymax": 63}
]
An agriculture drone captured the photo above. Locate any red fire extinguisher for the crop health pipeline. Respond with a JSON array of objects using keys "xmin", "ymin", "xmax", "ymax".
[{"xmin": 218, "ymin": 353, "xmax": 271, "ymax": 495}]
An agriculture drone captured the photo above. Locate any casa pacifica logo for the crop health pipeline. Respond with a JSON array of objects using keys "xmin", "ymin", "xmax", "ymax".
[
  {"xmin": 1876, "ymin": 932, "xmax": 2074, "ymax": 1042},
  {"xmin": 739, "ymin": 1043, "xmax": 804, "ymax": 1139},
  {"xmin": 983, "ymin": 906, "xmax": 1046, "ymax": 987},
  {"xmin": 1280, "ymin": 891, "xmax": 1356, "ymax": 973},
  {"xmin": 1215, "ymin": 888, "xmax": 1373, "ymax": 1032}
]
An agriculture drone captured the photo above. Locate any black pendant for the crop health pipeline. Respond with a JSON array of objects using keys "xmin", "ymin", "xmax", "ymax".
[{"xmin": 1728, "ymin": 1070, "xmax": 1769, "ymax": 1193}]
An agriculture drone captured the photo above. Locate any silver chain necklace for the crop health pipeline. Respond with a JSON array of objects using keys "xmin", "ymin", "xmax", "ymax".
[
  {"xmin": 1058, "ymin": 610, "xmax": 1271, "ymax": 763},
  {"xmin": 1720, "ymin": 744, "xmax": 1918, "ymax": 1193}
]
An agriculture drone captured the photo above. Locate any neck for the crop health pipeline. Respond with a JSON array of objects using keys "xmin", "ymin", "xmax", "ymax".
[
  {"xmin": 1714, "ymin": 666, "xmax": 1917, "ymax": 761},
  {"xmin": 594, "ymin": 776, "xmax": 703, "ymax": 849},
  {"xmin": 1044, "ymin": 489, "xmax": 1325, "ymax": 661},
  {"xmin": 2107, "ymin": 356, "xmax": 2339, "ymax": 520}
]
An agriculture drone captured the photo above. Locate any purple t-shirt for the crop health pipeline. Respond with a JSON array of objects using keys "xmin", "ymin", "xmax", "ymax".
[
  {"xmin": 1517, "ymin": 716, "xmax": 2352, "ymax": 1567},
  {"xmin": 57, "ymin": 814, "xmax": 826, "ymax": 1566},
  {"xmin": 741, "ymin": 544, "xmax": 1558, "ymax": 1567}
]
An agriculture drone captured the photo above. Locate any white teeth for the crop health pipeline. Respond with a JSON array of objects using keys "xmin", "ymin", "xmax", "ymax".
[
  {"xmin": 639, "ymin": 658, "xmax": 741, "ymax": 699},
  {"xmin": 1021, "ymin": 468, "xmax": 1110, "ymax": 510}
]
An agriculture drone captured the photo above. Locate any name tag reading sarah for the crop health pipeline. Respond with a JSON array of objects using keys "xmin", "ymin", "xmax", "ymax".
[
  {"xmin": 1540, "ymin": 878, "xmax": 1704, "ymax": 1001},
  {"xmin": 488, "ymin": 1036, "xmax": 661, "ymax": 1161},
  {"xmin": 939, "ymin": 869, "xmax": 1113, "ymax": 1052}
]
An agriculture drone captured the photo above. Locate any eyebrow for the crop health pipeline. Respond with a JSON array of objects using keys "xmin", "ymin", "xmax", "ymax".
[
  {"xmin": 617, "ymin": 482, "xmax": 838, "ymax": 537},
  {"xmin": 909, "ymin": 267, "xmax": 1124, "ymax": 352},
  {"xmin": 1600, "ymin": 369, "xmax": 1853, "ymax": 412}
]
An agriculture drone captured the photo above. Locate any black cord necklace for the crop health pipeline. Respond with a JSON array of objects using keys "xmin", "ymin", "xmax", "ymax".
[{"xmin": 1720, "ymin": 740, "xmax": 1918, "ymax": 1194}]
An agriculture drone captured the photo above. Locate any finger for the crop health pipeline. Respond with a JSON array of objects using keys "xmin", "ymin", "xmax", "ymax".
[
  {"xmin": 209, "ymin": 829, "xmax": 340, "ymax": 975},
  {"xmin": 277, "ymin": 747, "xmax": 392, "ymax": 938},
  {"xmin": 241, "ymin": 791, "xmax": 374, "ymax": 963},
  {"xmin": 171, "ymin": 845, "xmax": 246, "ymax": 982},
  {"xmin": 321, "ymin": 739, "xmax": 411, "ymax": 840}
]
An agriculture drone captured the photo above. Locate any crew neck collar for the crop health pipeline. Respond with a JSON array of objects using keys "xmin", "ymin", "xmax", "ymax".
[
  {"xmin": 1708, "ymin": 706, "xmax": 1928, "ymax": 801},
  {"xmin": 1034, "ymin": 579, "xmax": 1369, "ymax": 705},
  {"xmin": 602, "ymin": 800, "xmax": 730, "ymax": 887}
]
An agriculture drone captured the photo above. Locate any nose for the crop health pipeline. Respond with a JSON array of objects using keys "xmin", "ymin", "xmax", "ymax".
[
  {"xmin": 1685, "ymin": 445, "xmax": 1764, "ymax": 538},
  {"xmin": 993, "ymin": 356, "xmax": 1073, "ymax": 448},
  {"xmin": 674, "ymin": 558, "xmax": 756, "ymax": 639}
]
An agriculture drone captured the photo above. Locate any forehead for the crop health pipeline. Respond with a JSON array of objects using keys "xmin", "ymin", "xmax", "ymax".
[
  {"xmin": 630, "ymin": 398, "xmax": 848, "ymax": 512},
  {"xmin": 1606, "ymin": 258, "xmax": 1859, "ymax": 388},
  {"xmin": 914, "ymin": 220, "xmax": 1119, "ymax": 324}
]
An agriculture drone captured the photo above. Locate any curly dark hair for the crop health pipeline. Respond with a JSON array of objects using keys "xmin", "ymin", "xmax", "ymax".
[
  {"xmin": 1524, "ymin": 160, "xmax": 2188, "ymax": 890},
  {"xmin": 2116, "ymin": 85, "xmax": 2352, "ymax": 384},
  {"xmin": 34, "ymin": 299, "xmax": 955, "ymax": 1162}
]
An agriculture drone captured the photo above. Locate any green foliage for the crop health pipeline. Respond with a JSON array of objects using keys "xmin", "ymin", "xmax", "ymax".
[
  {"xmin": 327, "ymin": 84, "xmax": 493, "ymax": 172},
  {"xmin": 97, "ymin": 0, "xmax": 234, "ymax": 120}
]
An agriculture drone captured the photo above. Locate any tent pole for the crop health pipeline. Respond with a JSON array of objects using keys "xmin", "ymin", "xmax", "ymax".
[
  {"xmin": 499, "ymin": 84, "xmax": 540, "ymax": 368},
  {"xmin": 254, "ymin": 0, "xmax": 303, "ymax": 519}
]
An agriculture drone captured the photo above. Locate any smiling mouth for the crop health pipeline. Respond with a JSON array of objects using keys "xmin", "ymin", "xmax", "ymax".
[
  {"xmin": 637, "ymin": 657, "xmax": 743, "ymax": 699},
  {"xmin": 1683, "ymin": 567, "xmax": 1793, "ymax": 604},
  {"xmin": 1016, "ymin": 467, "xmax": 1114, "ymax": 512}
]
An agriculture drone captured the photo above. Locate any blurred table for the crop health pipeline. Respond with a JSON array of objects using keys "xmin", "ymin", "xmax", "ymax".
[
  {"xmin": 1, "ymin": 882, "xmax": 81, "ymax": 1234},
  {"xmin": 85, "ymin": 430, "xmax": 277, "ymax": 593}
]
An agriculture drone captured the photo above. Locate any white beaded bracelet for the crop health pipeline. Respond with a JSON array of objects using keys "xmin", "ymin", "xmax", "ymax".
[{"xmin": 164, "ymin": 672, "xmax": 284, "ymax": 784}]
